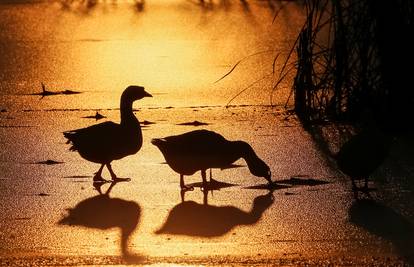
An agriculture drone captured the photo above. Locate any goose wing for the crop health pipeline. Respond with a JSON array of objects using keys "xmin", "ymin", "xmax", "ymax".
[
  {"xmin": 64, "ymin": 121, "xmax": 124, "ymax": 159},
  {"xmin": 154, "ymin": 130, "xmax": 234, "ymax": 172},
  {"xmin": 64, "ymin": 121, "xmax": 119, "ymax": 144},
  {"xmin": 164, "ymin": 130, "xmax": 227, "ymax": 155}
]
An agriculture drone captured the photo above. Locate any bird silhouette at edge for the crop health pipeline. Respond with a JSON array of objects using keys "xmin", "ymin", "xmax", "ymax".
[
  {"xmin": 335, "ymin": 129, "xmax": 392, "ymax": 198},
  {"xmin": 64, "ymin": 85, "xmax": 152, "ymax": 182},
  {"xmin": 151, "ymin": 129, "xmax": 272, "ymax": 191}
]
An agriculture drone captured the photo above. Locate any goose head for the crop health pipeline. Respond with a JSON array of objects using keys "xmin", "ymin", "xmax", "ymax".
[
  {"xmin": 248, "ymin": 158, "xmax": 272, "ymax": 184},
  {"xmin": 122, "ymin": 85, "xmax": 152, "ymax": 101}
]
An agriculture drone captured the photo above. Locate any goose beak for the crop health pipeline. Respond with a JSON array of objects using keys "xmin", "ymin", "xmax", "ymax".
[{"xmin": 143, "ymin": 91, "xmax": 153, "ymax": 97}]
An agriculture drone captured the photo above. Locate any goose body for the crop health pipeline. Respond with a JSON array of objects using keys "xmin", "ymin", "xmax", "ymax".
[
  {"xmin": 64, "ymin": 85, "xmax": 152, "ymax": 181},
  {"xmin": 152, "ymin": 130, "xmax": 271, "ymax": 189}
]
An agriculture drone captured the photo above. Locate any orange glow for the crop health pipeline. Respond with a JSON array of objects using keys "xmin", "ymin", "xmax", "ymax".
[{"xmin": 2, "ymin": 1, "xmax": 389, "ymax": 266}]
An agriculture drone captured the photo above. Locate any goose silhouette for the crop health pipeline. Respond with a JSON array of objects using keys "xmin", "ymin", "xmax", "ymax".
[
  {"xmin": 151, "ymin": 129, "xmax": 271, "ymax": 190},
  {"xmin": 336, "ymin": 129, "xmax": 392, "ymax": 197},
  {"xmin": 64, "ymin": 86, "xmax": 152, "ymax": 181}
]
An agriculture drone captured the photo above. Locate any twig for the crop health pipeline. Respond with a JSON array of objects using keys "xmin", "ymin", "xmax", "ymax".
[
  {"xmin": 225, "ymin": 73, "xmax": 272, "ymax": 108},
  {"xmin": 214, "ymin": 50, "xmax": 275, "ymax": 84}
]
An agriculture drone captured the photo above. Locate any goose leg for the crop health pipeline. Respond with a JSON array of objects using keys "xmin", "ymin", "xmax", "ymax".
[
  {"xmin": 202, "ymin": 171, "xmax": 213, "ymax": 204},
  {"xmin": 180, "ymin": 174, "xmax": 184, "ymax": 188},
  {"xmin": 93, "ymin": 164, "xmax": 106, "ymax": 182},
  {"xmin": 364, "ymin": 178, "xmax": 369, "ymax": 190},
  {"xmin": 201, "ymin": 170, "xmax": 207, "ymax": 189},
  {"xmin": 106, "ymin": 163, "xmax": 118, "ymax": 180},
  {"xmin": 209, "ymin": 169, "xmax": 218, "ymax": 184},
  {"xmin": 107, "ymin": 163, "xmax": 130, "ymax": 182},
  {"xmin": 362, "ymin": 177, "xmax": 372, "ymax": 198},
  {"xmin": 351, "ymin": 177, "xmax": 359, "ymax": 199},
  {"xmin": 106, "ymin": 163, "xmax": 125, "ymax": 182},
  {"xmin": 180, "ymin": 174, "xmax": 193, "ymax": 191}
]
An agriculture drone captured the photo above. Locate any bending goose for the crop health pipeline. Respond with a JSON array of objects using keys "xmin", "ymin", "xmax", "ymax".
[
  {"xmin": 152, "ymin": 129, "xmax": 272, "ymax": 190},
  {"xmin": 64, "ymin": 85, "xmax": 152, "ymax": 181}
]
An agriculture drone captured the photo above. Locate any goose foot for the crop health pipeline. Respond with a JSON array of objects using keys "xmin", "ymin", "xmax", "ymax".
[
  {"xmin": 180, "ymin": 185, "xmax": 194, "ymax": 192},
  {"xmin": 200, "ymin": 182, "xmax": 211, "ymax": 191},
  {"xmin": 180, "ymin": 174, "xmax": 193, "ymax": 191},
  {"xmin": 266, "ymin": 181, "xmax": 277, "ymax": 189},
  {"xmin": 111, "ymin": 177, "xmax": 131, "ymax": 182},
  {"xmin": 351, "ymin": 183, "xmax": 374, "ymax": 199},
  {"xmin": 93, "ymin": 175, "xmax": 108, "ymax": 183},
  {"xmin": 94, "ymin": 164, "xmax": 107, "ymax": 182},
  {"xmin": 359, "ymin": 186, "xmax": 373, "ymax": 198}
]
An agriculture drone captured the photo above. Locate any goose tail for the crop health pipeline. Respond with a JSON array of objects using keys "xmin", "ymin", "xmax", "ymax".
[
  {"xmin": 63, "ymin": 131, "xmax": 77, "ymax": 151},
  {"xmin": 63, "ymin": 131, "xmax": 74, "ymax": 142},
  {"xmin": 151, "ymin": 138, "xmax": 166, "ymax": 148}
]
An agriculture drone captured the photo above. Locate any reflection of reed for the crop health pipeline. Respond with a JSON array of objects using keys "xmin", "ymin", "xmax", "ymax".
[
  {"xmin": 156, "ymin": 191, "xmax": 274, "ymax": 237},
  {"xmin": 349, "ymin": 199, "xmax": 414, "ymax": 264},
  {"xmin": 60, "ymin": 0, "xmax": 145, "ymax": 13},
  {"xmin": 58, "ymin": 182, "xmax": 142, "ymax": 261}
]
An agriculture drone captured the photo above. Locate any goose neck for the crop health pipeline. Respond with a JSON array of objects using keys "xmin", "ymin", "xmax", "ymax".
[
  {"xmin": 120, "ymin": 98, "xmax": 138, "ymax": 127},
  {"xmin": 233, "ymin": 141, "xmax": 256, "ymax": 164}
]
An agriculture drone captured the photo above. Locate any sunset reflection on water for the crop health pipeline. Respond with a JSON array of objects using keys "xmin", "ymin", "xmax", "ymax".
[
  {"xmin": 0, "ymin": 0, "xmax": 303, "ymax": 110},
  {"xmin": 0, "ymin": 1, "xmax": 364, "ymax": 265}
]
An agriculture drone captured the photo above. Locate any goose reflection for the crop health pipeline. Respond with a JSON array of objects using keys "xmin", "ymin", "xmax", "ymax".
[
  {"xmin": 155, "ymin": 191, "xmax": 274, "ymax": 237},
  {"xmin": 58, "ymin": 181, "xmax": 142, "ymax": 261}
]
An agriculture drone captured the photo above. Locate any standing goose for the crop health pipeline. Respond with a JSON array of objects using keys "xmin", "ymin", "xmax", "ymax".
[
  {"xmin": 152, "ymin": 130, "xmax": 272, "ymax": 190},
  {"xmin": 64, "ymin": 85, "xmax": 152, "ymax": 181},
  {"xmin": 336, "ymin": 129, "xmax": 392, "ymax": 197}
]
